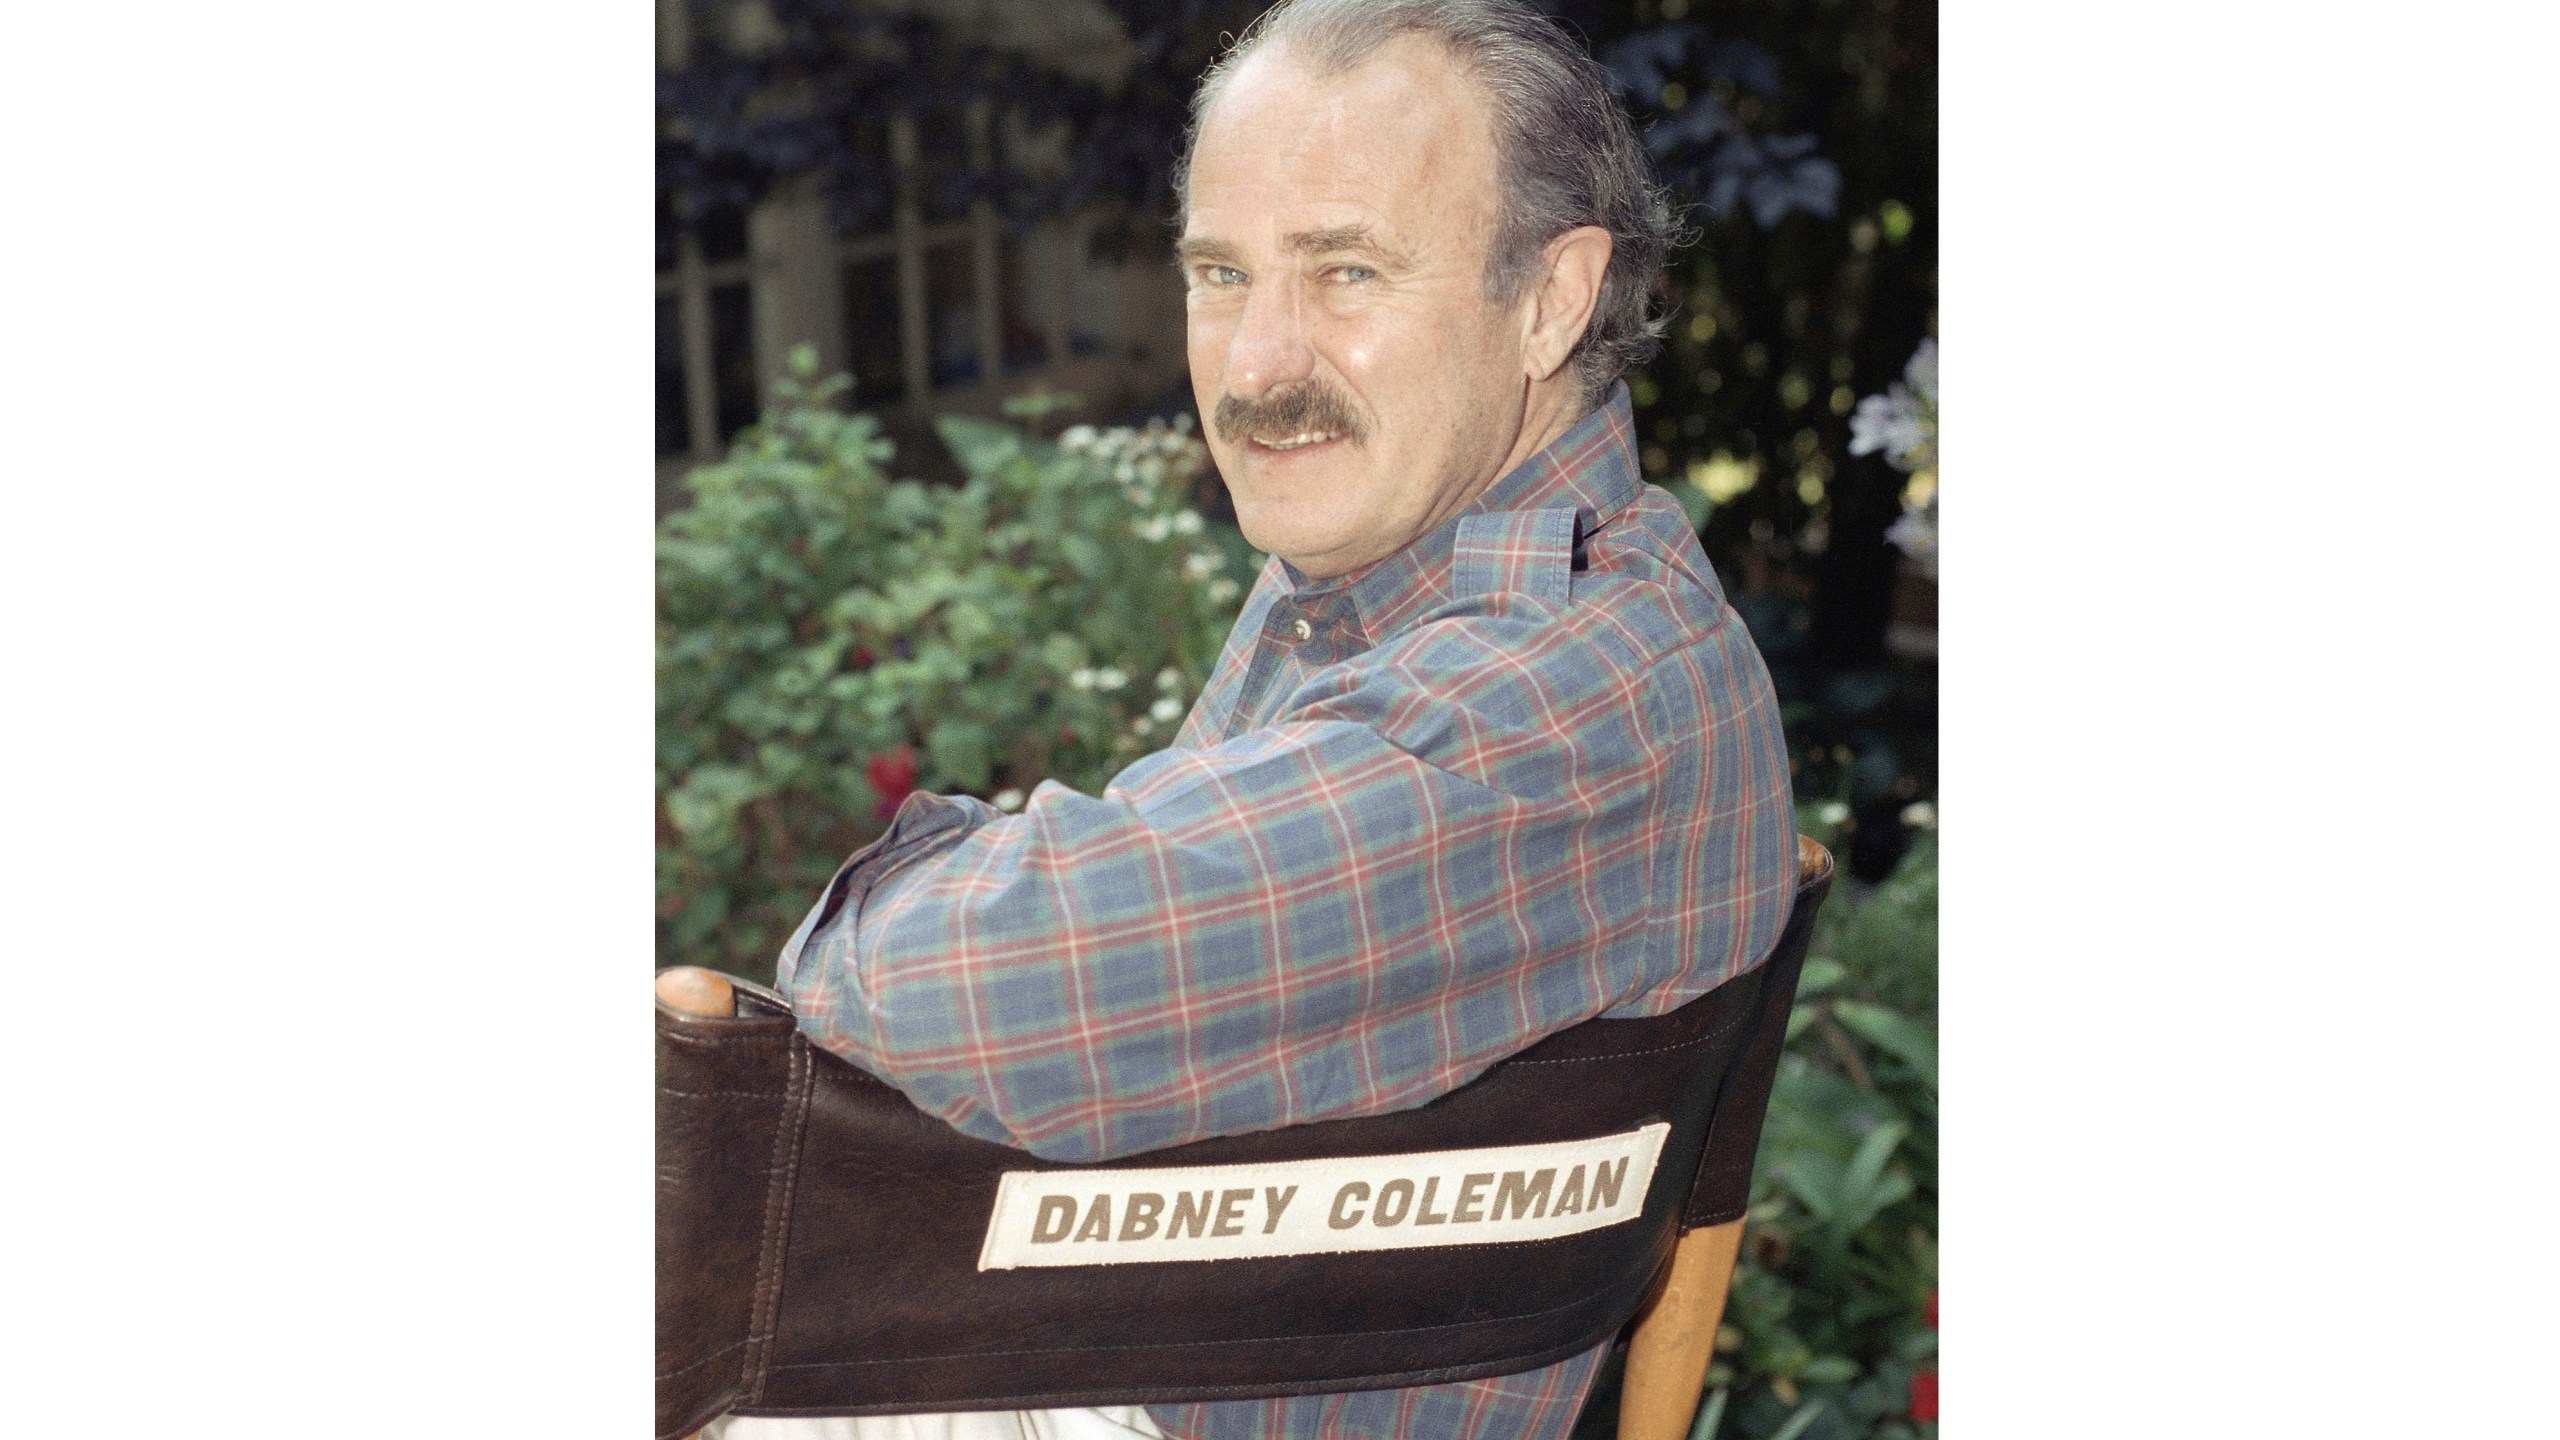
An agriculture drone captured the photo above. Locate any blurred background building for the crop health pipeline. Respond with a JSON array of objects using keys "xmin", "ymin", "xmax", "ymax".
[{"xmin": 656, "ymin": 0, "xmax": 1193, "ymax": 510}]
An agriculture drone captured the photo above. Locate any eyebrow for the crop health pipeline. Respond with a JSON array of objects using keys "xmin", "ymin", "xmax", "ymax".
[
  {"xmin": 1175, "ymin": 225, "xmax": 1417, "ymax": 273},
  {"xmin": 1286, "ymin": 224, "xmax": 1416, "ymax": 270},
  {"xmin": 1174, "ymin": 236, "xmax": 1246, "ymax": 270}
]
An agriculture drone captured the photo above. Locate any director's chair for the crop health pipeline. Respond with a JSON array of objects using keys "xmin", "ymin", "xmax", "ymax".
[{"xmin": 659, "ymin": 835, "xmax": 1834, "ymax": 1440}]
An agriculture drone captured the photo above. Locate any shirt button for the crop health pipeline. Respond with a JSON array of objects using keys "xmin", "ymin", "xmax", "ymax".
[{"xmin": 1291, "ymin": 618, "xmax": 1314, "ymax": 642}]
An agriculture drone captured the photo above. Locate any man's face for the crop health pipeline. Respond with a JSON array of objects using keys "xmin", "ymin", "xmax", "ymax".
[{"xmin": 1180, "ymin": 37, "xmax": 1533, "ymax": 580}]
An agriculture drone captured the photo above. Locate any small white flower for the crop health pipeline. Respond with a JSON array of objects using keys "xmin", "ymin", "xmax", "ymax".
[
  {"xmin": 1150, "ymin": 696, "xmax": 1182, "ymax": 723},
  {"xmin": 1817, "ymin": 801, "xmax": 1851, "ymax": 825},
  {"xmin": 1059, "ymin": 425, "xmax": 1097, "ymax": 452},
  {"xmin": 1885, "ymin": 507, "xmax": 1938, "ymax": 578},
  {"xmin": 1155, "ymin": 666, "xmax": 1183, "ymax": 692},
  {"xmin": 1206, "ymin": 577, "xmax": 1241, "ymax": 604},
  {"xmin": 1171, "ymin": 510, "xmax": 1204, "ymax": 535},
  {"xmin": 1183, "ymin": 550, "xmax": 1222, "ymax": 581},
  {"xmin": 1095, "ymin": 666, "xmax": 1129, "ymax": 691},
  {"xmin": 1846, "ymin": 338, "xmax": 1937, "ymax": 473},
  {"xmin": 993, "ymin": 788, "xmax": 1025, "ymax": 812},
  {"xmin": 1069, "ymin": 666, "xmax": 1098, "ymax": 691},
  {"xmin": 1132, "ymin": 515, "xmax": 1175, "ymax": 543},
  {"xmin": 1900, "ymin": 800, "xmax": 1936, "ymax": 830},
  {"xmin": 1131, "ymin": 716, "xmax": 1155, "ymax": 738},
  {"xmin": 1902, "ymin": 336, "xmax": 1938, "ymax": 405},
  {"xmin": 1847, "ymin": 391, "xmax": 1927, "ymax": 464}
]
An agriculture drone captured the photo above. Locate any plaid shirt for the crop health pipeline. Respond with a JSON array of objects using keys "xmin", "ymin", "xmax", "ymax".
[{"xmin": 777, "ymin": 386, "xmax": 1797, "ymax": 1440}]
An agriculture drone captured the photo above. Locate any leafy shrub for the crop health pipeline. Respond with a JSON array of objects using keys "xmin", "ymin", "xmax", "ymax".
[{"xmin": 656, "ymin": 350, "xmax": 1252, "ymax": 980}]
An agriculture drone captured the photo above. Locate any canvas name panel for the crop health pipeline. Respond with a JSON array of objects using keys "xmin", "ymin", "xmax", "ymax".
[{"xmin": 977, "ymin": 1123, "xmax": 1671, "ymax": 1270}]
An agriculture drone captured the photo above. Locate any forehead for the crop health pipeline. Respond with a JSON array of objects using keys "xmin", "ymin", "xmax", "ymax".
[{"xmin": 1183, "ymin": 35, "xmax": 1499, "ymax": 257}]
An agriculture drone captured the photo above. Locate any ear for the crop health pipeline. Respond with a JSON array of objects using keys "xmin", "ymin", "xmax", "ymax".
[{"xmin": 1518, "ymin": 226, "xmax": 1614, "ymax": 386}]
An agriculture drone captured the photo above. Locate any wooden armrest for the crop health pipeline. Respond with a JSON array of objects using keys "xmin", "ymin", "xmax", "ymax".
[{"xmin": 1618, "ymin": 1219, "xmax": 1745, "ymax": 1440}]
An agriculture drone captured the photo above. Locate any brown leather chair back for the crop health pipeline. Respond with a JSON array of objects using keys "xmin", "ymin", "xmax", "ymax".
[{"xmin": 658, "ymin": 840, "xmax": 1834, "ymax": 1439}]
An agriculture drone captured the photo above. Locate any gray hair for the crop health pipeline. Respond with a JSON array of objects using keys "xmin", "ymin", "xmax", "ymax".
[{"xmin": 1172, "ymin": 0, "xmax": 1681, "ymax": 407}]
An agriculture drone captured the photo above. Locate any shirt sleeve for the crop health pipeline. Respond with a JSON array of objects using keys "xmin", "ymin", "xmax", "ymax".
[{"xmin": 778, "ymin": 608, "xmax": 1779, "ymax": 1163}]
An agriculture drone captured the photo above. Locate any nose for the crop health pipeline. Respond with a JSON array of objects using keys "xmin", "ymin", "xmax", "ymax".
[{"xmin": 1222, "ymin": 271, "xmax": 1316, "ymax": 400}]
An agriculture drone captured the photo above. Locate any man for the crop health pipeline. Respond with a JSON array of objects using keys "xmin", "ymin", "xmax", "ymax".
[{"xmin": 721, "ymin": 2, "xmax": 1797, "ymax": 1436}]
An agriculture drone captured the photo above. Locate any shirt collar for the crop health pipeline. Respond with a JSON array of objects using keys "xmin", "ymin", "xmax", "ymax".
[{"xmin": 1274, "ymin": 383, "xmax": 1643, "ymax": 642}]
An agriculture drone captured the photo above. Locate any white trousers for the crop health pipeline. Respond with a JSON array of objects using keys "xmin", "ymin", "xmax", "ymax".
[{"xmin": 707, "ymin": 1406, "xmax": 1168, "ymax": 1440}]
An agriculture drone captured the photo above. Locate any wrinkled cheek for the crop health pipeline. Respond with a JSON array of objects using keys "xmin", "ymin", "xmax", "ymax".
[{"xmin": 1332, "ymin": 332, "xmax": 1378, "ymax": 377}]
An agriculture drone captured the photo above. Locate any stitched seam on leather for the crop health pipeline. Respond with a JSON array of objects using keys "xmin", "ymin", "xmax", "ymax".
[
  {"xmin": 657, "ymin": 1088, "xmax": 788, "ymax": 1100},
  {"xmin": 750, "ymin": 1039, "xmax": 816, "ymax": 1399},
  {"xmin": 1684, "ymin": 914, "xmax": 1815, "ymax": 1220},
  {"xmin": 656, "ymin": 1339, "xmax": 750, "ymax": 1381},
  {"xmin": 745, "ymin": 1359, "xmax": 1593, "ymax": 1405},
  {"xmin": 1506, "ymin": 1011, "xmax": 1743, "ymax": 1064},
  {"xmin": 662, "ymin": 1028, "xmax": 792, "ymax": 1049},
  {"xmin": 762, "ymin": 1284, "xmax": 1629, "ymax": 1369},
  {"xmin": 741, "ymin": 1038, "xmax": 813, "ymax": 1406},
  {"xmin": 740, "ymin": 1350, "xmax": 1607, "ymax": 1411},
  {"xmin": 992, "ymin": 1364, "xmax": 1570, "ymax": 1399},
  {"xmin": 1159, "ymin": 1362, "xmax": 1559, "ymax": 1396},
  {"xmin": 1685, "ymin": 1071, "xmax": 1750, "ymax": 1212}
]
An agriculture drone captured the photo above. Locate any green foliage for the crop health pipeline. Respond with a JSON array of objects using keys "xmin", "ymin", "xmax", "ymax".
[
  {"xmin": 1713, "ymin": 829, "xmax": 1937, "ymax": 1439},
  {"xmin": 656, "ymin": 349, "xmax": 1252, "ymax": 980}
]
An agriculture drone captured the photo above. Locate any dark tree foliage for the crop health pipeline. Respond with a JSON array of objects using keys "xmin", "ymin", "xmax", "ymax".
[
  {"xmin": 1560, "ymin": 0, "xmax": 1939, "ymax": 880},
  {"xmin": 659, "ymin": 0, "xmax": 1937, "ymax": 874},
  {"xmin": 657, "ymin": 0, "xmax": 1263, "ymax": 258}
]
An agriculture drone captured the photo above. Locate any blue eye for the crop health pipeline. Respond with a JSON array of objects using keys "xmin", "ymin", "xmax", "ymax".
[
  {"xmin": 1203, "ymin": 266, "xmax": 1247, "ymax": 286},
  {"xmin": 1332, "ymin": 266, "xmax": 1377, "ymax": 284}
]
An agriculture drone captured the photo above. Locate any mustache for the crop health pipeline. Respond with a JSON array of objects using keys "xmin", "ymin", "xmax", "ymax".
[{"xmin": 1212, "ymin": 381, "xmax": 1367, "ymax": 448}]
